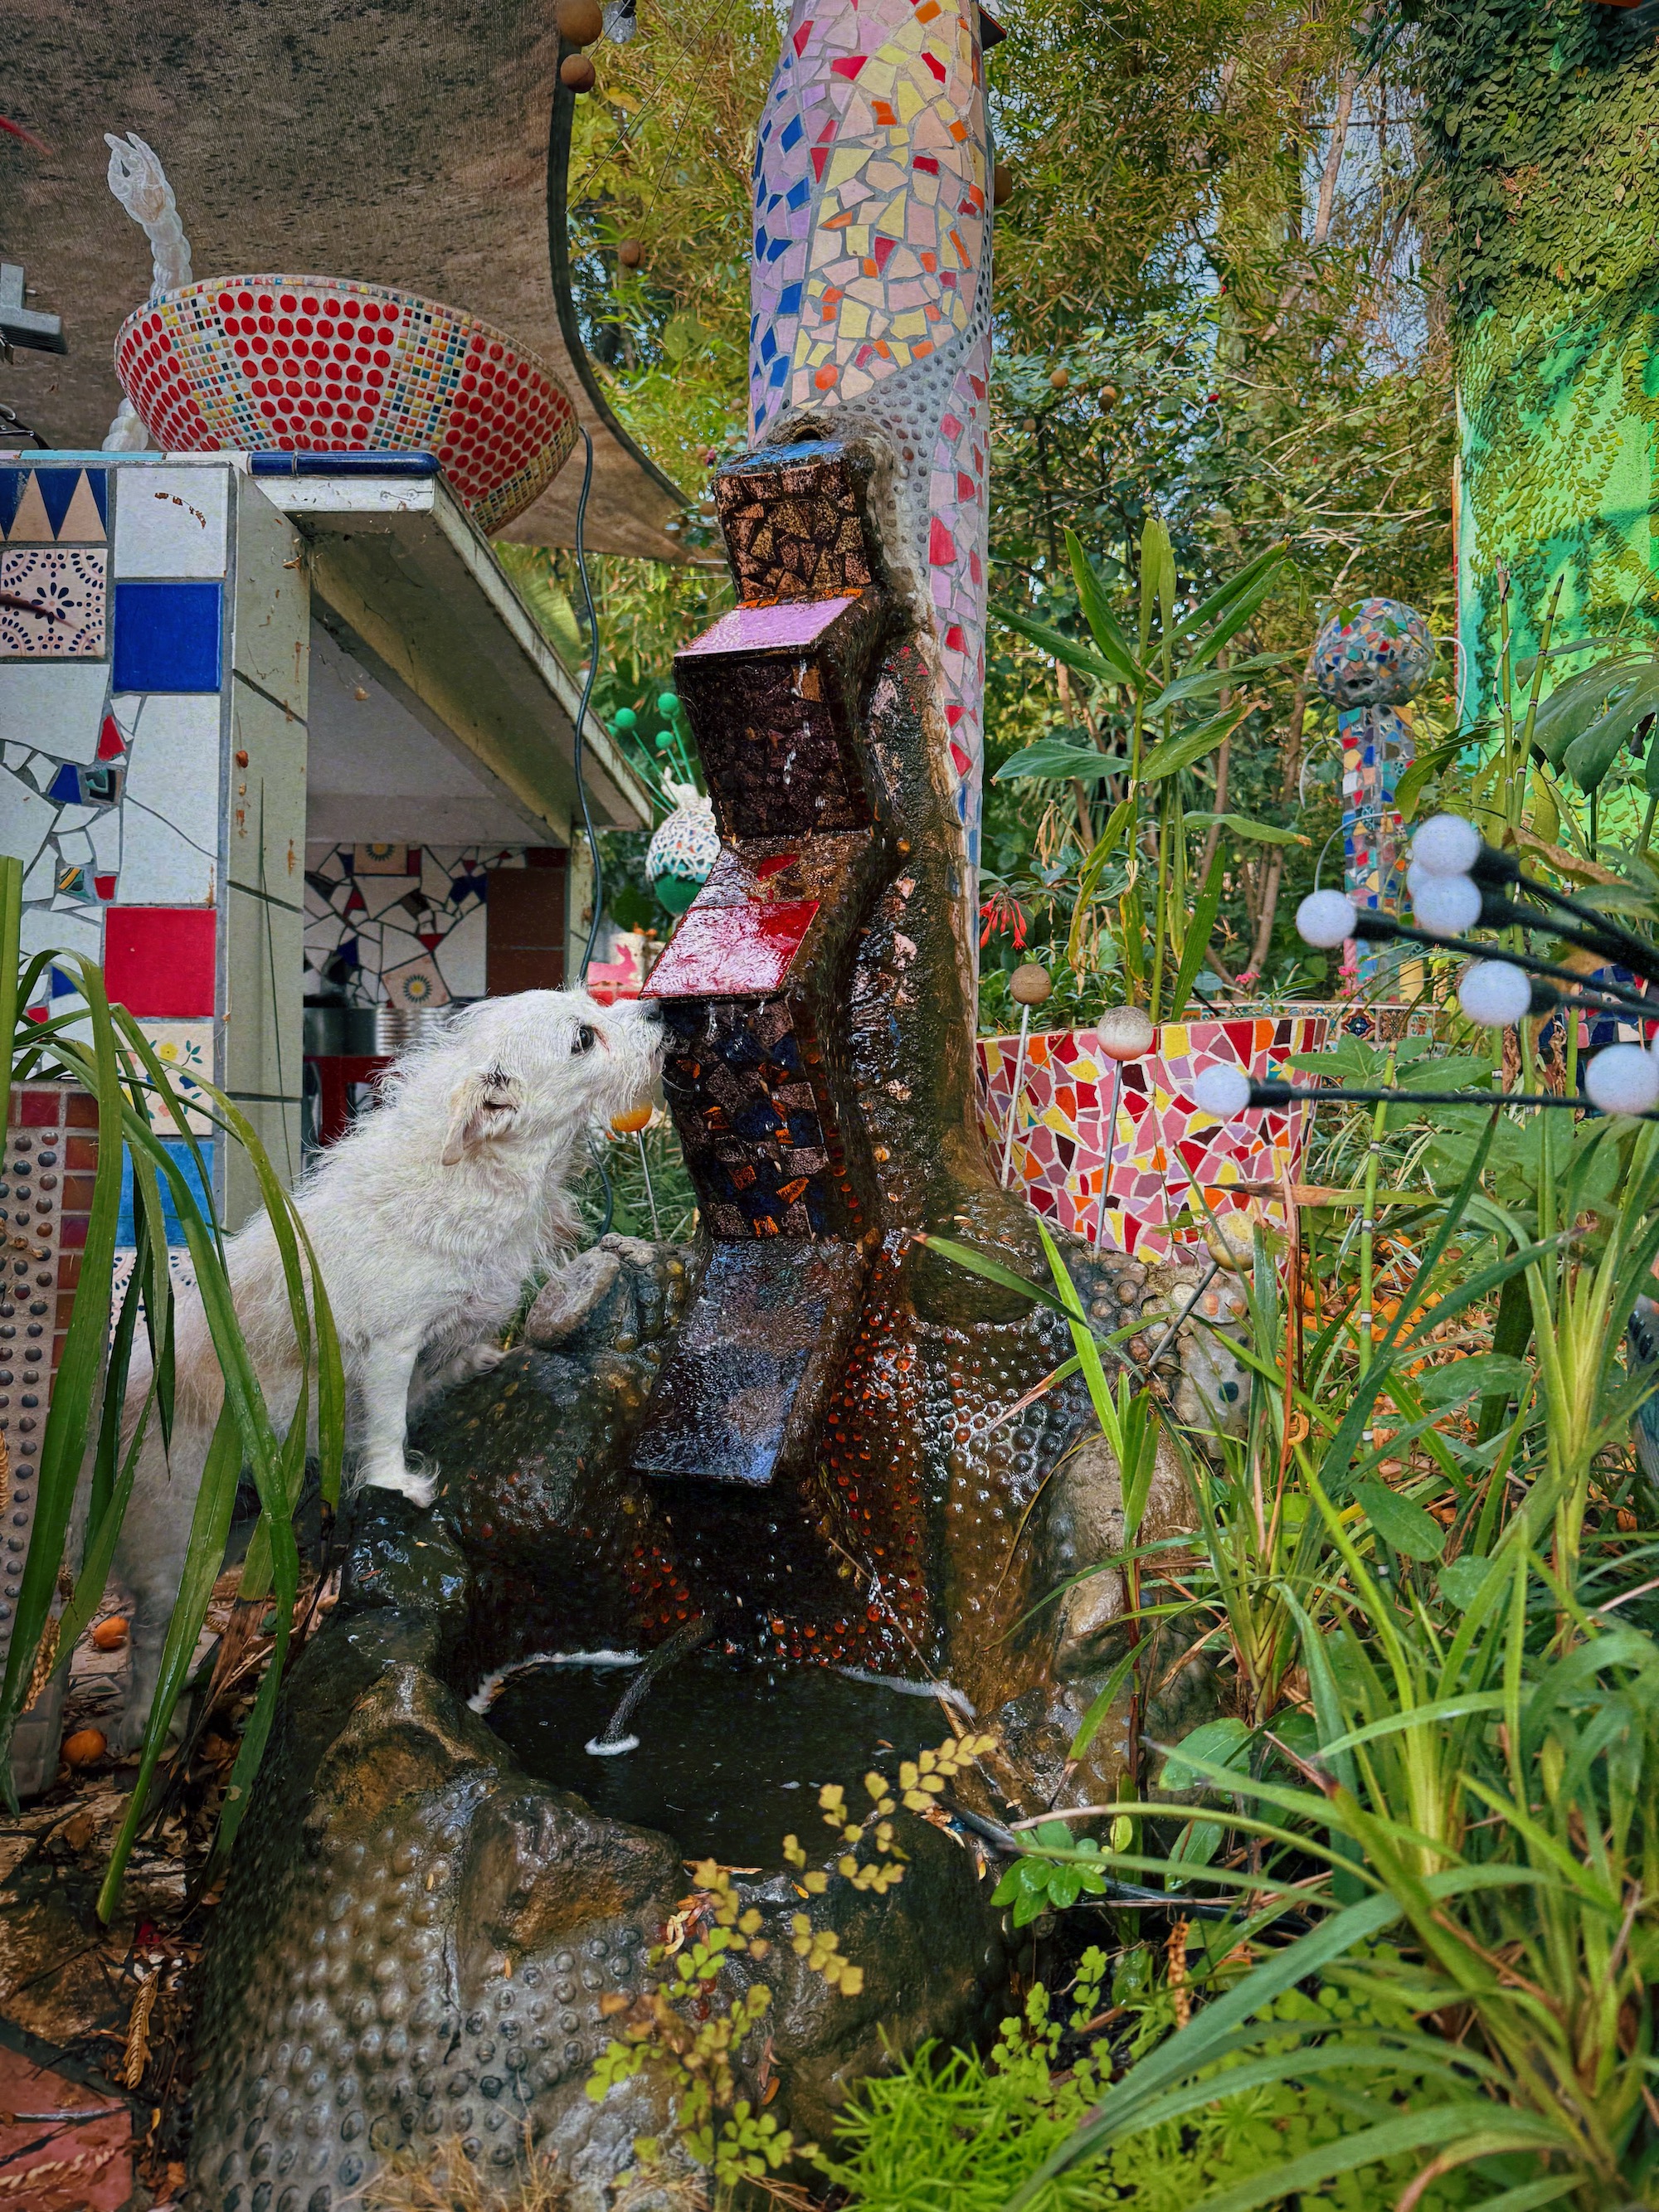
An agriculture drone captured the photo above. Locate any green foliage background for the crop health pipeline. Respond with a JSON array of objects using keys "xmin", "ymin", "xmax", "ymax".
[{"xmin": 548, "ymin": 0, "xmax": 1460, "ymax": 1001}]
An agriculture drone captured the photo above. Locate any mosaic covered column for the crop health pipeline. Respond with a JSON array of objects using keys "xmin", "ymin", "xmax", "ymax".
[
  {"xmin": 1311, "ymin": 597, "xmax": 1433, "ymax": 989},
  {"xmin": 747, "ymin": 0, "xmax": 995, "ymax": 875}
]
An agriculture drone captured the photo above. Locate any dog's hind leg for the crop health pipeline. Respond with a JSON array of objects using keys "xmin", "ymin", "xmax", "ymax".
[{"xmin": 357, "ymin": 1332, "xmax": 435, "ymax": 1505}]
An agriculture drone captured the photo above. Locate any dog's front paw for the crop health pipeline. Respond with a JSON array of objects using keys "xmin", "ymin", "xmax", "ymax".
[
  {"xmin": 362, "ymin": 1459, "xmax": 438, "ymax": 1510},
  {"xmin": 462, "ymin": 1341, "xmax": 507, "ymax": 1379}
]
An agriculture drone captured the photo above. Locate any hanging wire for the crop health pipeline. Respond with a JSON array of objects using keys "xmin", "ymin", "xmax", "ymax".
[
  {"xmin": 571, "ymin": 425, "xmax": 606, "ymax": 984},
  {"xmin": 567, "ymin": 425, "xmax": 615, "ymax": 1238}
]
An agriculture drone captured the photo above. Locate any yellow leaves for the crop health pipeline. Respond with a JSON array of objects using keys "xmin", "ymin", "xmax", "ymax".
[
  {"xmin": 802, "ymin": 1870, "xmax": 829, "ymax": 1894},
  {"xmin": 791, "ymin": 1915, "xmax": 865, "ymax": 1995},
  {"xmin": 783, "ymin": 1833, "xmax": 806, "ymax": 1869}
]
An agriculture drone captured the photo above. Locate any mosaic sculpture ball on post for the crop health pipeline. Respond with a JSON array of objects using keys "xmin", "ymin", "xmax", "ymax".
[
  {"xmin": 1312, "ymin": 596, "xmax": 1435, "ymax": 712},
  {"xmin": 1312, "ymin": 594, "xmax": 1434, "ymax": 985}
]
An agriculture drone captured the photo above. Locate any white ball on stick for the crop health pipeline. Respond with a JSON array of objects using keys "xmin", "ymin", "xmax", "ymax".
[
  {"xmin": 1584, "ymin": 1044, "xmax": 1659, "ymax": 1117},
  {"xmin": 1457, "ymin": 960, "xmax": 1531, "ymax": 1028},
  {"xmin": 1297, "ymin": 889, "xmax": 1357, "ymax": 949},
  {"xmin": 1193, "ymin": 1062, "xmax": 1253, "ymax": 1121},
  {"xmin": 1411, "ymin": 871, "xmax": 1483, "ymax": 940},
  {"xmin": 1097, "ymin": 1004, "xmax": 1155, "ymax": 1062},
  {"xmin": 1411, "ymin": 814, "xmax": 1481, "ymax": 878}
]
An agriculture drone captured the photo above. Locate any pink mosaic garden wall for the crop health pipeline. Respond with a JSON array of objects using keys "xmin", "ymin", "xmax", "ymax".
[
  {"xmin": 977, "ymin": 1016, "xmax": 1329, "ymax": 1259},
  {"xmin": 748, "ymin": 0, "xmax": 994, "ymax": 865}
]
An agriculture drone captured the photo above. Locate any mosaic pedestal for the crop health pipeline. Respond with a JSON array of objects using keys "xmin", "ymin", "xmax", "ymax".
[
  {"xmin": 0, "ymin": 1084, "xmax": 102, "ymax": 1796},
  {"xmin": 977, "ymin": 1015, "xmax": 1328, "ymax": 1259}
]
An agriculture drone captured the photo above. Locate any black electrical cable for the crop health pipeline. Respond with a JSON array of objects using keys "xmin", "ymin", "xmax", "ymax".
[
  {"xmin": 567, "ymin": 427, "xmax": 615, "ymax": 1236},
  {"xmin": 1349, "ymin": 910, "xmax": 1657, "ymax": 1018},
  {"xmin": 570, "ymin": 425, "xmax": 605, "ymax": 983}
]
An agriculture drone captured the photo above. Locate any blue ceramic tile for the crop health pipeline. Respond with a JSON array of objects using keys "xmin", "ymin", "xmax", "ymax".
[
  {"xmin": 112, "ymin": 581, "xmax": 223, "ymax": 693},
  {"xmin": 117, "ymin": 1137, "xmax": 214, "ymax": 1246}
]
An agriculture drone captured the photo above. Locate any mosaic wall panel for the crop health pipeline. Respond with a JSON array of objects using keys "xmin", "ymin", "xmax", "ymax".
[
  {"xmin": 660, "ymin": 996, "xmax": 858, "ymax": 1237},
  {"xmin": 977, "ymin": 1016, "xmax": 1327, "ymax": 1259},
  {"xmin": 0, "ymin": 1087, "xmax": 100, "ymax": 1670},
  {"xmin": 1235, "ymin": 999, "xmax": 1441, "ymax": 1046},
  {"xmin": 749, "ymin": 0, "xmax": 994, "ymax": 859},
  {"xmin": 1, "ymin": 462, "xmax": 234, "ymax": 1031},
  {"xmin": 303, "ymin": 843, "xmax": 532, "ymax": 1008}
]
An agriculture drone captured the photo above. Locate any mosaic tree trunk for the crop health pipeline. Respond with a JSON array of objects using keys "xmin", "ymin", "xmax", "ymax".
[
  {"xmin": 748, "ymin": 0, "xmax": 995, "ymax": 877},
  {"xmin": 1422, "ymin": 1, "xmax": 1659, "ymax": 710}
]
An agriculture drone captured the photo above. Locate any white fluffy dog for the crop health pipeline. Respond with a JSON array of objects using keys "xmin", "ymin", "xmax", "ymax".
[{"xmin": 109, "ymin": 987, "xmax": 662, "ymax": 1749}]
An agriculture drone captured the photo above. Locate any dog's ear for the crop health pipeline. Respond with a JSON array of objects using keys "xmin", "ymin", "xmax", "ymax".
[{"xmin": 441, "ymin": 1064, "xmax": 526, "ymax": 1165}]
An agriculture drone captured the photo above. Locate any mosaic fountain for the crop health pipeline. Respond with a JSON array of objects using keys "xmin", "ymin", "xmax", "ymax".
[{"xmin": 186, "ymin": 7, "xmax": 1242, "ymax": 2204}]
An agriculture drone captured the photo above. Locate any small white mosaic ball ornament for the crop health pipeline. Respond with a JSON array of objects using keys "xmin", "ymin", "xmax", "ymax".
[
  {"xmin": 646, "ymin": 776, "xmax": 719, "ymax": 916},
  {"xmin": 1457, "ymin": 960, "xmax": 1531, "ymax": 1028},
  {"xmin": 1409, "ymin": 869, "xmax": 1482, "ymax": 941},
  {"xmin": 1097, "ymin": 1004, "xmax": 1155, "ymax": 1061},
  {"xmin": 1297, "ymin": 889, "xmax": 1357, "ymax": 949},
  {"xmin": 1585, "ymin": 1044, "xmax": 1659, "ymax": 1117},
  {"xmin": 1411, "ymin": 813, "xmax": 1481, "ymax": 878},
  {"xmin": 1194, "ymin": 1062, "xmax": 1253, "ymax": 1121}
]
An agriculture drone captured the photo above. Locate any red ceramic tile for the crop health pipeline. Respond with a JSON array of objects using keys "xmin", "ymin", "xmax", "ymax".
[
  {"xmin": 103, "ymin": 907, "xmax": 216, "ymax": 1017},
  {"xmin": 645, "ymin": 897, "xmax": 820, "ymax": 999}
]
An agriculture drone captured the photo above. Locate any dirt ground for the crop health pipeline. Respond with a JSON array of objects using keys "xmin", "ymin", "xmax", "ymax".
[{"xmin": 0, "ymin": 1568, "xmax": 333, "ymax": 2208}]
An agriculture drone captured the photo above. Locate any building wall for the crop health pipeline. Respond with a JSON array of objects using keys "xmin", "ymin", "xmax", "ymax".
[
  {"xmin": 303, "ymin": 842, "xmax": 568, "ymax": 1007},
  {"xmin": 0, "ymin": 453, "xmax": 309, "ymax": 1230}
]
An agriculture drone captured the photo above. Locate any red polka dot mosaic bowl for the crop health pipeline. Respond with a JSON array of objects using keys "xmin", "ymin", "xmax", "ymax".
[{"xmin": 114, "ymin": 277, "xmax": 579, "ymax": 532}]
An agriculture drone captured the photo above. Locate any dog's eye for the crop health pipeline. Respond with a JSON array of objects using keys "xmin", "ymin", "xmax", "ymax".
[{"xmin": 572, "ymin": 1023, "xmax": 597, "ymax": 1056}]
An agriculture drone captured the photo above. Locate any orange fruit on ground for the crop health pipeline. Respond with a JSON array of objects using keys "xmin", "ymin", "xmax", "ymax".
[
  {"xmin": 90, "ymin": 1616, "xmax": 129, "ymax": 1650},
  {"xmin": 61, "ymin": 1728, "xmax": 107, "ymax": 1767}
]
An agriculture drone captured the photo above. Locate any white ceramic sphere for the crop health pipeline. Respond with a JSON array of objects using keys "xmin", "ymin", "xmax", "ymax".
[
  {"xmin": 1297, "ymin": 889, "xmax": 1357, "ymax": 949},
  {"xmin": 1411, "ymin": 872, "xmax": 1483, "ymax": 940},
  {"xmin": 1584, "ymin": 1043, "xmax": 1659, "ymax": 1117},
  {"xmin": 1194, "ymin": 1062, "xmax": 1253, "ymax": 1120},
  {"xmin": 1411, "ymin": 814, "xmax": 1481, "ymax": 878},
  {"xmin": 1097, "ymin": 1004, "xmax": 1155, "ymax": 1062},
  {"xmin": 1457, "ymin": 960, "xmax": 1531, "ymax": 1028}
]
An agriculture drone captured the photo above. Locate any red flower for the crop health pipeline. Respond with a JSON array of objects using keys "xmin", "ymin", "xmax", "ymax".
[{"xmin": 979, "ymin": 888, "xmax": 1029, "ymax": 949}]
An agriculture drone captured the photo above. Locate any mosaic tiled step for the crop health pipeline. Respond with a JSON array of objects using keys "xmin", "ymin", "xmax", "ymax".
[
  {"xmin": 646, "ymin": 835, "xmax": 882, "ymax": 1247},
  {"xmin": 630, "ymin": 1241, "xmax": 869, "ymax": 1486},
  {"xmin": 674, "ymin": 591, "xmax": 883, "ymax": 840},
  {"xmin": 0, "ymin": 1086, "xmax": 100, "ymax": 1667},
  {"xmin": 977, "ymin": 1016, "xmax": 1328, "ymax": 1260},
  {"xmin": 711, "ymin": 439, "xmax": 885, "ymax": 604}
]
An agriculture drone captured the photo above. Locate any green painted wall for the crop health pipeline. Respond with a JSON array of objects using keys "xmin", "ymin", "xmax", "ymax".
[{"xmin": 1428, "ymin": 0, "xmax": 1659, "ymax": 719}]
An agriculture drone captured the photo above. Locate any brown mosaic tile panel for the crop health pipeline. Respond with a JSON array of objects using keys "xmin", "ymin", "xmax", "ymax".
[
  {"xmin": 674, "ymin": 592, "xmax": 882, "ymax": 842},
  {"xmin": 713, "ymin": 440, "xmax": 881, "ymax": 604}
]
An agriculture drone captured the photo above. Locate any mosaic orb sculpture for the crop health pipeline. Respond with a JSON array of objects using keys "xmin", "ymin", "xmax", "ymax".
[
  {"xmin": 645, "ymin": 779, "xmax": 720, "ymax": 916},
  {"xmin": 114, "ymin": 278, "xmax": 579, "ymax": 531},
  {"xmin": 1313, "ymin": 596, "xmax": 1434, "ymax": 712},
  {"xmin": 1311, "ymin": 596, "xmax": 1434, "ymax": 984}
]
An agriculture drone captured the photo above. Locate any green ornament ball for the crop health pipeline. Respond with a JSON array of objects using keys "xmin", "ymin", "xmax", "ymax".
[
  {"xmin": 612, "ymin": 706, "xmax": 638, "ymax": 731},
  {"xmin": 653, "ymin": 872, "xmax": 702, "ymax": 915},
  {"xmin": 657, "ymin": 690, "xmax": 680, "ymax": 717}
]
